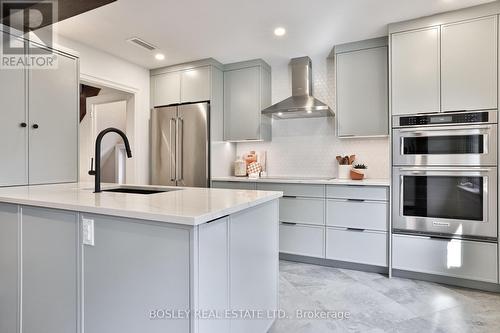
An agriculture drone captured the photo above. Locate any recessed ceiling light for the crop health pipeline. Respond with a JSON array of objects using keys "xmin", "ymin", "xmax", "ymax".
[
  {"xmin": 274, "ymin": 27, "xmax": 286, "ymax": 37},
  {"xmin": 155, "ymin": 53, "xmax": 165, "ymax": 60},
  {"xmin": 278, "ymin": 112, "xmax": 283, "ymax": 116}
]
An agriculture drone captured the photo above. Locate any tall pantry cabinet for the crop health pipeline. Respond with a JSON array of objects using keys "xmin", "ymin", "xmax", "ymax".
[{"xmin": 0, "ymin": 34, "xmax": 79, "ymax": 186}]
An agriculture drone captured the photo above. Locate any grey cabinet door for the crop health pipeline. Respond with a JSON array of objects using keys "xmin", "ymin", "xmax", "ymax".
[
  {"xmin": 153, "ymin": 71, "xmax": 181, "ymax": 107},
  {"xmin": 441, "ymin": 16, "xmax": 498, "ymax": 112},
  {"xmin": 391, "ymin": 27, "xmax": 441, "ymax": 115},
  {"xmin": 180, "ymin": 66, "xmax": 211, "ymax": 103},
  {"xmin": 224, "ymin": 66, "xmax": 261, "ymax": 141},
  {"xmin": 83, "ymin": 214, "xmax": 190, "ymax": 333},
  {"xmin": 21, "ymin": 206, "xmax": 79, "ymax": 333},
  {"xmin": 0, "ymin": 203, "xmax": 19, "ymax": 333},
  {"xmin": 336, "ymin": 46, "xmax": 388, "ymax": 137},
  {"xmin": 28, "ymin": 49, "xmax": 78, "ymax": 184},
  {"xmin": 0, "ymin": 33, "xmax": 28, "ymax": 186}
]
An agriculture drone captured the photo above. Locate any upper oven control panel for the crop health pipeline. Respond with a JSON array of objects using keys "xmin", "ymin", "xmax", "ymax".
[{"xmin": 393, "ymin": 111, "xmax": 496, "ymax": 128}]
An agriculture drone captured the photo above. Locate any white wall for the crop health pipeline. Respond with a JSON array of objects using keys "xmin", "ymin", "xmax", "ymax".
[
  {"xmin": 237, "ymin": 55, "xmax": 390, "ymax": 179},
  {"xmin": 58, "ymin": 36, "xmax": 151, "ymax": 184}
]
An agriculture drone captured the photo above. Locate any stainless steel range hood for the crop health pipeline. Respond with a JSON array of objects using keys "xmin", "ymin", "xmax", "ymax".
[{"xmin": 262, "ymin": 56, "xmax": 334, "ymax": 119}]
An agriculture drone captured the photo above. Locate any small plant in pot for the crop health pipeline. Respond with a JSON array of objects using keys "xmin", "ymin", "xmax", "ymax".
[{"xmin": 350, "ymin": 164, "xmax": 367, "ymax": 180}]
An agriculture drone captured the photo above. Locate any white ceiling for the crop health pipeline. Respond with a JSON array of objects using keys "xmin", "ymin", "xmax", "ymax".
[{"xmin": 53, "ymin": 0, "xmax": 495, "ymax": 69}]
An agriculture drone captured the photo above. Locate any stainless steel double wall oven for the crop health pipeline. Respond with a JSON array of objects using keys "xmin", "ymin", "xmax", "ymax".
[{"xmin": 392, "ymin": 110, "xmax": 498, "ymax": 241}]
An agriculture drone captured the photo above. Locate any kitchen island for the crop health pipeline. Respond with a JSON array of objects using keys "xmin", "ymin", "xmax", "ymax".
[{"xmin": 0, "ymin": 183, "xmax": 282, "ymax": 333}]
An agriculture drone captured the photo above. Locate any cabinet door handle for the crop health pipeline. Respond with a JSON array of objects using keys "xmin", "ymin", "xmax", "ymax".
[
  {"xmin": 20, "ymin": 122, "xmax": 27, "ymax": 128},
  {"xmin": 347, "ymin": 198, "xmax": 365, "ymax": 202},
  {"xmin": 32, "ymin": 124, "xmax": 39, "ymax": 129},
  {"xmin": 281, "ymin": 222, "xmax": 297, "ymax": 226},
  {"xmin": 346, "ymin": 228, "xmax": 365, "ymax": 232},
  {"xmin": 282, "ymin": 195, "xmax": 297, "ymax": 199}
]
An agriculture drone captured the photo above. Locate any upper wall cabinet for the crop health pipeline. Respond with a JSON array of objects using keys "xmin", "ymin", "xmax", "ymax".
[
  {"xmin": 181, "ymin": 66, "xmax": 211, "ymax": 103},
  {"xmin": 152, "ymin": 65, "xmax": 212, "ymax": 107},
  {"xmin": 151, "ymin": 59, "xmax": 224, "ymax": 141},
  {"xmin": 391, "ymin": 27, "xmax": 441, "ymax": 116},
  {"xmin": 441, "ymin": 16, "xmax": 498, "ymax": 112},
  {"xmin": 152, "ymin": 71, "xmax": 181, "ymax": 106},
  {"xmin": 390, "ymin": 4, "xmax": 500, "ymax": 116},
  {"xmin": 0, "ymin": 34, "xmax": 79, "ymax": 187},
  {"xmin": 223, "ymin": 60, "xmax": 272, "ymax": 141},
  {"xmin": 335, "ymin": 37, "xmax": 388, "ymax": 137}
]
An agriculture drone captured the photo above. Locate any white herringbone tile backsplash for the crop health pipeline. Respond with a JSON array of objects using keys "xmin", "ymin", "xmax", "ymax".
[{"xmin": 237, "ymin": 55, "xmax": 390, "ymax": 179}]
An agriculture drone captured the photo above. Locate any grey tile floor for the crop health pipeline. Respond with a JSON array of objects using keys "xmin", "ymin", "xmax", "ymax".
[{"xmin": 269, "ymin": 260, "xmax": 500, "ymax": 333}]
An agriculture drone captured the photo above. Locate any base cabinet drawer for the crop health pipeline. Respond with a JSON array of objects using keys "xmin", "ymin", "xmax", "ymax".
[
  {"xmin": 327, "ymin": 185, "xmax": 388, "ymax": 201},
  {"xmin": 211, "ymin": 181, "xmax": 256, "ymax": 190},
  {"xmin": 280, "ymin": 197, "xmax": 325, "ymax": 226},
  {"xmin": 326, "ymin": 228, "xmax": 387, "ymax": 267},
  {"xmin": 392, "ymin": 235, "xmax": 498, "ymax": 283},
  {"xmin": 327, "ymin": 199, "xmax": 387, "ymax": 231},
  {"xmin": 257, "ymin": 183, "xmax": 324, "ymax": 198},
  {"xmin": 279, "ymin": 224, "xmax": 324, "ymax": 258}
]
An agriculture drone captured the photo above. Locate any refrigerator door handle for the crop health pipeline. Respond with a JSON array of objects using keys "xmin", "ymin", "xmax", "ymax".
[
  {"xmin": 177, "ymin": 117, "xmax": 184, "ymax": 181},
  {"xmin": 170, "ymin": 118, "xmax": 176, "ymax": 181}
]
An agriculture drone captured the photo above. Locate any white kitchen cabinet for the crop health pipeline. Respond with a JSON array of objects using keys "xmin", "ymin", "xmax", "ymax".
[
  {"xmin": 441, "ymin": 16, "xmax": 498, "ymax": 111},
  {"xmin": 279, "ymin": 197, "xmax": 325, "ymax": 226},
  {"xmin": 181, "ymin": 66, "xmax": 211, "ymax": 103},
  {"xmin": 326, "ymin": 227, "xmax": 388, "ymax": 267},
  {"xmin": 224, "ymin": 60, "xmax": 272, "ymax": 141},
  {"xmin": 393, "ymin": 234, "xmax": 498, "ymax": 283},
  {"xmin": 198, "ymin": 218, "xmax": 230, "ymax": 333},
  {"xmin": 83, "ymin": 213, "xmax": 191, "ymax": 333},
  {"xmin": 280, "ymin": 223, "xmax": 325, "ymax": 258},
  {"xmin": 28, "ymin": 49, "xmax": 79, "ymax": 185},
  {"xmin": 212, "ymin": 180, "xmax": 257, "ymax": 190},
  {"xmin": 21, "ymin": 206, "xmax": 79, "ymax": 333},
  {"xmin": 152, "ymin": 71, "xmax": 181, "ymax": 106},
  {"xmin": 326, "ymin": 185, "xmax": 388, "ymax": 201},
  {"xmin": 0, "ymin": 33, "xmax": 28, "ymax": 187},
  {"xmin": 327, "ymin": 199, "xmax": 388, "ymax": 231},
  {"xmin": 0, "ymin": 36, "xmax": 79, "ymax": 187},
  {"xmin": 256, "ymin": 182, "xmax": 324, "ymax": 198},
  {"xmin": 335, "ymin": 37, "xmax": 388, "ymax": 137},
  {"xmin": 391, "ymin": 27, "xmax": 441, "ymax": 115},
  {"xmin": 0, "ymin": 203, "xmax": 19, "ymax": 333}
]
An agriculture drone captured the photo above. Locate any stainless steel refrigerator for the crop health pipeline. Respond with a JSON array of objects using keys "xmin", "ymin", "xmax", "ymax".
[{"xmin": 151, "ymin": 102, "xmax": 209, "ymax": 187}]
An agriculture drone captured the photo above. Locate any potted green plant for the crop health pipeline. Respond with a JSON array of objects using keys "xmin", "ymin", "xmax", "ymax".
[{"xmin": 350, "ymin": 163, "xmax": 367, "ymax": 180}]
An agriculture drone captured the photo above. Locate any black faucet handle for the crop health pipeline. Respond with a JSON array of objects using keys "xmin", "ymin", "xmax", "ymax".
[{"xmin": 88, "ymin": 158, "xmax": 96, "ymax": 176}]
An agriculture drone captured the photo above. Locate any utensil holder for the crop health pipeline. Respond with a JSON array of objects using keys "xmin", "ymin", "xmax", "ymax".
[{"xmin": 338, "ymin": 165, "xmax": 351, "ymax": 179}]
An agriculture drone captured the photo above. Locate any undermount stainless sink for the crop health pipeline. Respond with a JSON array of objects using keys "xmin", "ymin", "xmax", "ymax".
[{"xmin": 101, "ymin": 187, "xmax": 181, "ymax": 195}]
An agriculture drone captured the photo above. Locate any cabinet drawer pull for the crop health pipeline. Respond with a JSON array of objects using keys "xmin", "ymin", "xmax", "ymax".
[
  {"xmin": 281, "ymin": 222, "xmax": 297, "ymax": 226},
  {"xmin": 32, "ymin": 124, "xmax": 39, "ymax": 129},
  {"xmin": 282, "ymin": 195, "xmax": 298, "ymax": 199},
  {"xmin": 346, "ymin": 228, "xmax": 365, "ymax": 232},
  {"xmin": 20, "ymin": 122, "xmax": 27, "ymax": 128},
  {"xmin": 347, "ymin": 199, "xmax": 365, "ymax": 202}
]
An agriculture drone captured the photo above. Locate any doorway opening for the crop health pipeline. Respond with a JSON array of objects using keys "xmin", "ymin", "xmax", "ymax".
[{"xmin": 79, "ymin": 83, "xmax": 135, "ymax": 185}]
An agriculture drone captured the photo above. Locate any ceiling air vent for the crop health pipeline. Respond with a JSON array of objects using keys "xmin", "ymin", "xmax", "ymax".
[{"xmin": 126, "ymin": 37, "xmax": 156, "ymax": 51}]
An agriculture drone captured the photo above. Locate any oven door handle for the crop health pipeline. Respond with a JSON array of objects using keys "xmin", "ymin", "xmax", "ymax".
[
  {"xmin": 398, "ymin": 167, "xmax": 493, "ymax": 173},
  {"xmin": 397, "ymin": 124, "xmax": 494, "ymax": 133}
]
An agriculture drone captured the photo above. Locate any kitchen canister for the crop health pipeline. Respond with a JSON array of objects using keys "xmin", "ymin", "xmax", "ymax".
[
  {"xmin": 234, "ymin": 157, "xmax": 247, "ymax": 177},
  {"xmin": 338, "ymin": 165, "xmax": 352, "ymax": 179}
]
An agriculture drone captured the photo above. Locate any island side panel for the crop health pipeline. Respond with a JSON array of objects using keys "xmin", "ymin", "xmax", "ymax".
[
  {"xmin": 0, "ymin": 203, "xmax": 19, "ymax": 333},
  {"xmin": 82, "ymin": 213, "xmax": 191, "ymax": 333},
  {"xmin": 229, "ymin": 200, "xmax": 279, "ymax": 333}
]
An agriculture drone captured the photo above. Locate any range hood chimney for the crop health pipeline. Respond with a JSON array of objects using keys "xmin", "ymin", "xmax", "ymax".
[{"xmin": 262, "ymin": 56, "xmax": 334, "ymax": 119}]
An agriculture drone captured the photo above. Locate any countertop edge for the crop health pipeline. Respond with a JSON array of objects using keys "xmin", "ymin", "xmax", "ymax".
[
  {"xmin": 212, "ymin": 177, "xmax": 391, "ymax": 186},
  {"xmin": 0, "ymin": 192, "xmax": 283, "ymax": 226}
]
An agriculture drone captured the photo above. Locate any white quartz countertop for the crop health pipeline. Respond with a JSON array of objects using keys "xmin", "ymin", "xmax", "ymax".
[
  {"xmin": 0, "ymin": 183, "xmax": 282, "ymax": 226},
  {"xmin": 212, "ymin": 176, "xmax": 391, "ymax": 186}
]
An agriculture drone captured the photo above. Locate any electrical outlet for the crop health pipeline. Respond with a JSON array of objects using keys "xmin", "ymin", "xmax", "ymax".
[{"xmin": 82, "ymin": 218, "xmax": 95, "ymax": 246}]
